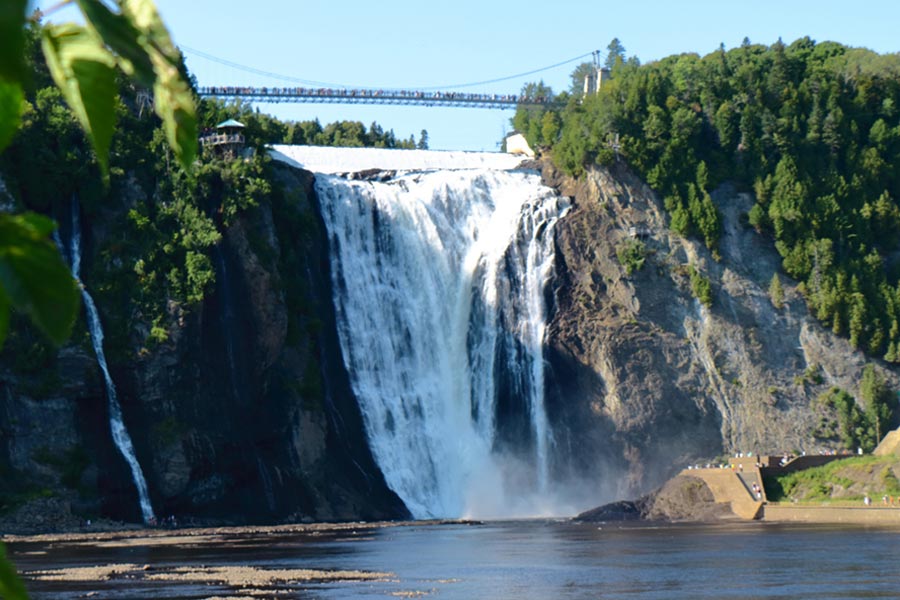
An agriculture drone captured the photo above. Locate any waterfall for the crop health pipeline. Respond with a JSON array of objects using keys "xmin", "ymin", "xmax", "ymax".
[
  {"xmin": 56, "ymin": 203, "xmax": 156, "ymax": 524},
  {"xmin": 212, "ymin": 244, "xmax": 241, "ymax": 401},
  {"xmin": 256, "ymin": 455, "xmax": 276, "ymax": 512},
  {"xmin": 315, "ymin": 164, "xmax": 569, "ymax": 519}
]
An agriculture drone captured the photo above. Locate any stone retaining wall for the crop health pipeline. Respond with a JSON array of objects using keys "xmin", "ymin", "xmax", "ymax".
[
  {"xmin": 763, "ymin": 504, "xmax": 900, "ymax": 525},
  {"xmin": 679, "ymin": 469, "xmax": 762, "ymax": 520}
]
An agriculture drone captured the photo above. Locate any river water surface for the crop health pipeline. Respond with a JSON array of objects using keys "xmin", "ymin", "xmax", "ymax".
[{"xmin": 11, "ymin": 520, "xmax": 900, "ymax": 599}]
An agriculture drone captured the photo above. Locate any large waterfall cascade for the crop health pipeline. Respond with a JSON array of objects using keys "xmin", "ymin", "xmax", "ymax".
[
  {"xmin": 57, "ymin": 205, "xmax": 156, "ymax": 524},
  {"xmin": 279, "ymin": 147, "xmax": 571, "ymax": 519}
]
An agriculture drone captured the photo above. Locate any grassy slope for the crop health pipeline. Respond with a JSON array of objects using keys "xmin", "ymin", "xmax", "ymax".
[{"xmin": 764, "ymin": 455, "xmax": 900, "ymax": 504}]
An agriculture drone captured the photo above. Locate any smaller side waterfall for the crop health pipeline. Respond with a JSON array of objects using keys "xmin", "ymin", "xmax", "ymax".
[
  {"xmin": 56, "ymin": 204, "xmax": 155, "ymax": 524},
  {"xmin": 212, "ymin": 245, "xmax": 241, "ymax": 401}
]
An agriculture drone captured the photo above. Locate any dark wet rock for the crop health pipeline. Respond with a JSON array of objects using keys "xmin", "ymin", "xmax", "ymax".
[
  {"xmin": 575, "ymin": 475, "xmax": 734, "ymax": 523},
  {"xmin": 575, "ymin": 499, "xmax": 647, "ymax": 522}
]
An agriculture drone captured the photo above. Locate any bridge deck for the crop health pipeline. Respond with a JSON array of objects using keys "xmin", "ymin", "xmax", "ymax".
[{"xmin": 197, "ymin": 86, "xmax": 552, "ymax": 109}]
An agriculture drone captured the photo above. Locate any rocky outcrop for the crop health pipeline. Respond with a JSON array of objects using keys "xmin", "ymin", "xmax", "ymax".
[
  {"xmin": 575, "ymin": 475, "xmax": 736, "ymax": 523},
  {"xmin": 542, "ymin": 160, "xmax": 900, "ymax": 502}
]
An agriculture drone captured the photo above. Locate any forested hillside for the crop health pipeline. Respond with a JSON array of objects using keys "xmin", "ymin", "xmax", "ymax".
[{"xmin": 516, "ymin": 38, "xmax": 900, "ymax": 361}]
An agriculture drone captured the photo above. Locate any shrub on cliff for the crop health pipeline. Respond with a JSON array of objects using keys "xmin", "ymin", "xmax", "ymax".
[
  {"xmin": 688, "ymin": 264, "xmax": 713, "ymax": 307},
  {"xmin": 615, "ymin": 238, "xmax": 646, "ymax": 275}
]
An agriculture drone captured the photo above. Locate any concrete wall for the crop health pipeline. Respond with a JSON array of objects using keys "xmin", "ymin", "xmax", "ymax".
[
  {"xmin": 679, "ymin": 469, "xmax": 762, "ymax": 520},
  {"xmin": 764, "ymin": 504, "xmax": 900, "ymax": 525},
  {"xmin": 875, "ymin": 429, "xmax": 900, "ymax": 456}
]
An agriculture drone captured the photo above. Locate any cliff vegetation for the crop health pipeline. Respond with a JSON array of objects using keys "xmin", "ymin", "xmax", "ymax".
[
  {"xmin": 516, "ymin": 37, "xmax": 900, "ymax": 362},
  {"xmin": 763, "ymin": 454, "xmax": 900, "ymax": 503}
]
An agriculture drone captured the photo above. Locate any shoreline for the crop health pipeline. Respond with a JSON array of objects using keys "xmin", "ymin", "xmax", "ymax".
[
  {"xmin": 1, "ymin": 518, "xmax": 483, "ymax": 544},
  {"xmin": 9, "ymin": 509, "xmax": 900, "ymax": 546}
]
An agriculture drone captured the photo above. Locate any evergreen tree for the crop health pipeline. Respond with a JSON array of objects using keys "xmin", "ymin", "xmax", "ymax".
[
  {"xmin": 605, "ymin": 38, "xmax": 626, "ymax": 70},
  {"xmin": 769, "ymin": 273, "xmax": 785, "ymax": 309},
  {"xmin": 860, "ymin": 365, "xmax": 896, "ymax": 444},
  {"xmin": 689, "ymin": 265, "xmax": 714, "ymax": 306},
  {"xmin": 569, "ymin": 62, "xmax": 596, "ymax": 94},
  {"xmin": 819, "ymin": 387, "xmax": 866, "ymax": 450},
  {"xmin": 541, "ymin": 111, "xmax": 561, "ymax": 145}
]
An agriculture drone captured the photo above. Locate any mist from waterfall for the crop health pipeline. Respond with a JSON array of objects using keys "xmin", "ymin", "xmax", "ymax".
[{"xmin": 314, "ymin": 160, "xmax": 570, "ymax": 519}]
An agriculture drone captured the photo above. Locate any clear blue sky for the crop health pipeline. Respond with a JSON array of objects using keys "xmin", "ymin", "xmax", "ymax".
[{"xmin": 37, "ymin": 0, "xmax": 900, "ymax": 152}]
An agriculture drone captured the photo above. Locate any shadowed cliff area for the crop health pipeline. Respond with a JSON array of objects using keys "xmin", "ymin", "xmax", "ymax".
[{"xmin": 0, "ymin": 162, "xmax": 408, "ymax": 530}]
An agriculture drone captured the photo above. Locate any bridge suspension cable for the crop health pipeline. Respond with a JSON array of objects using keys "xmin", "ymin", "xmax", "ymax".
[
  {"xmin": 432, "ymin": 52, "xmax": 593, "ymax": 90},
  {"xmin": 181, "ymin": 45, "xmax": 346, "ymax": 88},
  {"xmin": 180, "ymin": 45, "xmax": 593, "ymax": 91}
]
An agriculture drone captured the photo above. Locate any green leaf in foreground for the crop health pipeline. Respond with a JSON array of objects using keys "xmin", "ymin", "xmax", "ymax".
[
  {"xmin": 0, "ymin": 80, "xmax": 24, "ymax": 152},
  {"xmin": 153, "ymin": 66, "xmax": 197, "ymax": 169},
  {"xmin": 120, "ymin": 0, "xmax": 197, "ymax": 169},
  {"xmin": 0, "ymin": 213, "xmax": 80, "ymax": 347},
  {"xmin": 74, "ymin": 0, "xmax": 155, "ymax": 85},
  {"xmin": 0, "ymin": 541, "xmax": 29, "ymax": 600},
  {"xmin": 40, "ymin": 23, "xmax": 118, "ymax": 177},
  {"xmin": 0, "ymin": 0, "xmax": 28, "ymax": 84},
  {"xmin": 120, "ymin": 0, "xmax": 181, "ymax": 60}
]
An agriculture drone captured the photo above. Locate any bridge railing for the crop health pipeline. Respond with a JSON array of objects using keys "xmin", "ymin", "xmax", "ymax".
[
  {"xmin": 200, "ymin": 133, "xmax": 245, "ymax": 147},
  {"xmin": 197, "ymin": 86, "xmax": 554, "ymax": 109}
]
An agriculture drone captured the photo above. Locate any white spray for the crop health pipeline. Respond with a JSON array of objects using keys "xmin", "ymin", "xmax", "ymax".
[{"xmin": 316, "ymin": 166, "xmax": 569, "ymax": 519}]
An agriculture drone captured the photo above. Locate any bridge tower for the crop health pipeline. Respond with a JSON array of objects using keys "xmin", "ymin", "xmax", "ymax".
[{"xmin": 583, "ymin": 50, "xmax": 611, "ymax": 96}]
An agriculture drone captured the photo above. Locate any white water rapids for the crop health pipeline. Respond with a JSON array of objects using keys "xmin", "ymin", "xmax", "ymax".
[
  {"xmin": 56, "ymin": 204, "xmax": 155, "ymax": 524},
  {"xmin": 276, "ymin": 147, "xmax": 570, "ymax": 519}
]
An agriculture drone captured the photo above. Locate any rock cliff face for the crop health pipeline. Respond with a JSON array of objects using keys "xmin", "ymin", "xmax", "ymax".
[
  {"xmin": 542, "ymin": 160, "xmax": 900, "ymax": 501},
  {"xmin": 2, "ymin": 156, "xmax": 899, "ymax": 528},
  {"xmin": 0, "ymin": 163, "xmax": 407, "ymax": 527}
]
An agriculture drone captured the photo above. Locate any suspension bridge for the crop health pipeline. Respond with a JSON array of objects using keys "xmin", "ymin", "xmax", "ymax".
[
  {"xmin": 187, "ymin": 47, "xmax": 600, "ymax": 110},
  {"xmin": 197, "ymin": 86, "xmax": 553, "ymax": 109}
]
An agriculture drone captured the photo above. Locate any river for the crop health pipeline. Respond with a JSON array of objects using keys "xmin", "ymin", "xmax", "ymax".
[{"xmin": 10, "ymin": 519, "xmax": 900, "ymax": 599}]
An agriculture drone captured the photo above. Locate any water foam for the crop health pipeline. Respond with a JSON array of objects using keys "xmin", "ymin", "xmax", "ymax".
[{"xmin": 312, "ymin": 161, "xmax": 569, "ymax": 519}]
